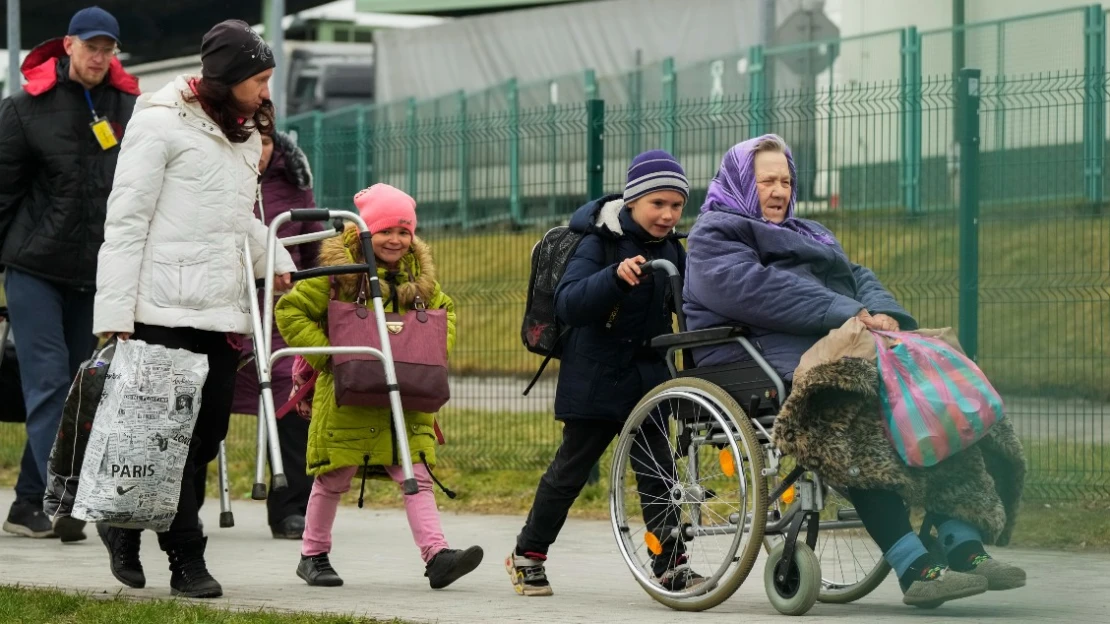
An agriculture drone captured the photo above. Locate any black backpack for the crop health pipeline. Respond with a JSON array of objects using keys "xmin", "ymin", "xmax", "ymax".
[{"xmin": 521, "ymin": 226, "xmax": 617, "ymax": 395}]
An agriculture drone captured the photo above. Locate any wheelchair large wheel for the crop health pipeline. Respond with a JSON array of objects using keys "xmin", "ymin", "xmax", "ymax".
[
  {"xmin": 610, "ymin": 377, "xmax": 768, "ymax": 612},
  {"xmin": 764, "ymin": 459, "xmax": 890, "ymax": 604}
]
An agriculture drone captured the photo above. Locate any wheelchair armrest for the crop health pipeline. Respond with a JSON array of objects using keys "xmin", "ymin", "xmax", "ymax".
[{"xmin": 650, "ymin": 326, "xmax": 749, "ymax": 350}]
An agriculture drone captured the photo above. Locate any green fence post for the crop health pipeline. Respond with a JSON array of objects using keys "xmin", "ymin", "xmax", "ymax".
[
  {"xmin": 311, "ymin": 110, "xmax": 324, "ymax": 207},
  {"xmin": 630, "ymin": 65, "xmax": 642, "ymax": 159},
  {"xmin": 355, "ymin": 105, "xmax": 368, "ymax": 191},
  {"xmin": 900, "ymin": 26, "xmax": 922, "ymax": 215},
  {"xmin": 548, "ymin": 80, "xmax": 558, "ymax": 219},
  {"xmin": 586, "ymin": 99, "xmax": 605, "ymax": 200},
  {"xmin": 508, "ymin": 78, "xmax": 522, "ymax": 226},
  {"xmin": 826, "ymin": 42, "xmax": 837, "ymax": 207},
  {"xmin": 662, "ymin": 57, "xmax": 677, "ymax": 156},
  {"xmin": 749, "ymin": 45, "xmax": 766, "ymax": 137},
  {"xmin": 957, "ymin": 68, "xmax": 981, "ymax": 362},
  {"xmin": 405, "ymin": 97, "xmax": 418, "ymax": 197},
  {"xmin": 586, "ymin": 97, "xmax": 605, "ymax": 485},
  {"xmin": 457, "ymin": 91, "xmax": 470, "ymax": 229},
  {"xmin": 1084, "ymin": 5, "xmax": 1106, "ymax": 208},
  {"xmin": 585, "ymin": 69, "xmax": 597, "ymax": 100}
]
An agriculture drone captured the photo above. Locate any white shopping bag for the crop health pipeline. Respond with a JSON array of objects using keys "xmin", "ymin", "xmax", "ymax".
[{"xmin": 72, "ymin": 338, "xmax": 209, "ymax": 532}]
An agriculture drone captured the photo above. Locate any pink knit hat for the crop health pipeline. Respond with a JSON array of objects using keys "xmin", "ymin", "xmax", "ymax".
[{"xmin": 353, "ymin": 183, "xmax": 417, "ymax": 235}]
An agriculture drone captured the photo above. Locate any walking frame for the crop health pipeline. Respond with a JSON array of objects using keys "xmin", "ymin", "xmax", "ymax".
[{"xmin": 216, "ymin": 209, "xmax": 421, "ymax": 527}]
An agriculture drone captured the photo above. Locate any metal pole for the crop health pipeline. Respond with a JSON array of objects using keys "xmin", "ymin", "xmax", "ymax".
[
  {"xmin": 957, "ymin": 68, "xmax": 980, "ymax": 362},
  {"xmin": 268, "ymin": 0, "xmax": 287, "ymax": 120},
  {"xmin": 952, "ymin": 0, "xmax": 964, "ymax": 143},
  {"xmin": 7, "ymin": 0, "xmax": 21, "ymax": 98}
]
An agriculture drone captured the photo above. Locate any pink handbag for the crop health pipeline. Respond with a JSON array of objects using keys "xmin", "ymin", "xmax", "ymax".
[{"xmin": 327, "ymin": 277, "xmax": 451, "ymax": 414}]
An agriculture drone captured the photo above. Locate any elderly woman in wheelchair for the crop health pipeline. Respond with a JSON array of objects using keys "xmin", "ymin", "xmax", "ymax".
[{"xmin": 610, "ymin": 135, "xmax": 1026, "ymax": 616}]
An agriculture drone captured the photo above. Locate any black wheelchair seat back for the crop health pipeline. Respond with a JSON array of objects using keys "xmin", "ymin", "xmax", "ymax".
[{"xmin": 678, "ymin": 360, "xmax": 782, "ymax": 418}]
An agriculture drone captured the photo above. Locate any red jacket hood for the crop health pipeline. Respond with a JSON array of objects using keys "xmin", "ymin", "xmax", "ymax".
[{"xmin": 21, "ymin": 38, "xmax": 140, "ymax": 97}]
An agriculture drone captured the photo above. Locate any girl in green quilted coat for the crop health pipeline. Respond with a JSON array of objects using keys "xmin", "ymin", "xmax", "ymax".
[{"xmin": 276, "ymin": 183, "xmax": 483, "ymax": 589}]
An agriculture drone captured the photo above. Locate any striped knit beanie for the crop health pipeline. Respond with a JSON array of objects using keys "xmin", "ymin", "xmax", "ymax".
[{"xmin": 623, "ymin": 149, "xmax": 689, "ymax": 203}]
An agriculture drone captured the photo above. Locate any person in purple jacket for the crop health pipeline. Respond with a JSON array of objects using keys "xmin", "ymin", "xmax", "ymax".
[
  {"xmin": 194, "ymin": 130, "xmax": 322, "ymax": 539},
  {"xmin": 684, "ymin": 134, "xmax": 1026, "ymax": 607}
]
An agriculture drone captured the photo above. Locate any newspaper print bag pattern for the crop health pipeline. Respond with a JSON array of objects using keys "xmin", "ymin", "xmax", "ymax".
[{"xmin": 72, "ymin": 338, "xmax": 209, "ymax": 532}]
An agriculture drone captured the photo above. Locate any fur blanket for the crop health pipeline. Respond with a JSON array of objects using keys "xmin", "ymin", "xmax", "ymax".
[{"xmin": 772, "ymin": 357, "xmax": 1026, "ymax": 546}]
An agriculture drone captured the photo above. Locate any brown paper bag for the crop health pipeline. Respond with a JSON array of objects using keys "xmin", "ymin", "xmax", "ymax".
[{"xmin": 793, "ymin": 317, "xmax": 964, "ymax": 381}]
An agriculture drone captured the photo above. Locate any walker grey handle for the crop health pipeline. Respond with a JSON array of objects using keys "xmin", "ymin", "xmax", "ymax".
[{"xmin": 289, "ymin": 208, "xmax": 332, "ymax": 222}]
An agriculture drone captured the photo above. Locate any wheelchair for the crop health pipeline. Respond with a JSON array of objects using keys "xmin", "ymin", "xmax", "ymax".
[{"xmin": 608, "ymin": 259, "xmax": 890, "ymax": 616}]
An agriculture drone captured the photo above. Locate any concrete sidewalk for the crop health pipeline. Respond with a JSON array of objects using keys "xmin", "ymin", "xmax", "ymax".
[{"xmin": 0, "ymin": 490, "xmax": 1106, "ymax": 623}]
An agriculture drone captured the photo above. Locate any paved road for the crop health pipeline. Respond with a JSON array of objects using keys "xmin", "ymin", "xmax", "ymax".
[
  {"xmin": 0, "ymin": 490, "xmax": 1106, "ymax": 623},
  {"xmin": 448, "ymin": 376, "xmax": 1109, "ymax": 442}
]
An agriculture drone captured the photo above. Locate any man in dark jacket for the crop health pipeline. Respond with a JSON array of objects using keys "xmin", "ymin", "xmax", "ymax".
[{"xmin": 0, "ymin": 7, "xmax": 139, "ymax": 542}]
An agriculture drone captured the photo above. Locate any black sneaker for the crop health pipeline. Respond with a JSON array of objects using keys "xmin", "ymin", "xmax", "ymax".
[
  {"xmin": 506, "ymin": 550, "xmax": 553, "ymax": 597},
  {"xmin": 53, "ymin": 515, "xmax": 87, "ymax": 543},
  {"xmin": 652, "ymin": 550, "xmax": 705, "ymax": 590},
  {"xmin": 657, "ymin": 558, "xmax": 707, "ymax": 591},
  {"xmin": 271, "ymin": 515, "xmax": 305, "ymax": 540},
  {"xmin": 3, "ymin": 500, "xmax": 55, "ymax": 538},
  {"xmin": 297, "ymin": 553, "xmax": 344, "ymax": 587},
  {"xmin": 97, "ymin": 523, "xmax": 146, "ymax": 589},
  {"xmin": 425, "ymin": 545, "xmax": 484, "ymax": 589}
]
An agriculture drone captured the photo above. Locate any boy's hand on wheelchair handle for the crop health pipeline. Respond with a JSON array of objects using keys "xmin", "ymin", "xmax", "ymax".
[{"xmin": 616, "ymin": 255, "xmax": 648, "ymax": 287}]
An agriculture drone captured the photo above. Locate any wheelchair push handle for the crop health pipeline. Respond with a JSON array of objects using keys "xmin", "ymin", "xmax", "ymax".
[
  {"xmin": 635, "ymin": 259, "xmax": 680, "ymax": 278},
  {"xmin": 634, "ymin": 259, "xmax": 687, "ymax": 332}
]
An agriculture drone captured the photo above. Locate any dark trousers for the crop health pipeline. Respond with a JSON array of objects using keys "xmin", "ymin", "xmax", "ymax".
[
  {"xmin": 129, "ymin": 323, "xmax": 239, "ymax": 550},
  {"xmin": 517, "ymin": 417, "xmax": 683, "ymax": 573},
  {"xmin": 4, "ymin": 269, "xmax": 96, "ymax": 505},
  {"xmin": 193, "ymin": 409, "xmax": 313, "ymax": 527},
  {"xmin": 846, "ymin": 487, "xmax": 957, "ymax": 553}
]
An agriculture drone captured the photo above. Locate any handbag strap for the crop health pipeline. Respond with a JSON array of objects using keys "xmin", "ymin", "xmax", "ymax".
[
  {"xmin": 275, "ymin": 370, "xmax": 319, "ymax": 420},
  {"xmin": 328, "ymin": 275, "xmax": 369, "ymax": 306}
]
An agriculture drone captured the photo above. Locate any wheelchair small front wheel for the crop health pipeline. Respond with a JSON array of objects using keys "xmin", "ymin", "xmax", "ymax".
[{"xmin": 764, "ymin": 540, "xmax": 821, "ymax": 616}]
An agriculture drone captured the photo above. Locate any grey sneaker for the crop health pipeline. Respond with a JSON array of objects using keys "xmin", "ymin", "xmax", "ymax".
[
  {"xmin": 297, "ymin": 553, "xmax": 344, "ymax": 587},
  {"xmin": 904, "ymin": 566, "xmax": 988, "ymax": 607},
  {"xmin": 506, "ymin": 551, "xmax": 553, "ymax": 597},
  {"xmin": 964, "ymin": 555, "xmax": 1026, "ymax": 590}
]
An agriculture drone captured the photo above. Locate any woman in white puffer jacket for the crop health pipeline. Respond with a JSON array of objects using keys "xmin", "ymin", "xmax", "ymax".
[{"xmin": 92, "ymin": 20, "xmax": 296, "ymax": 600}]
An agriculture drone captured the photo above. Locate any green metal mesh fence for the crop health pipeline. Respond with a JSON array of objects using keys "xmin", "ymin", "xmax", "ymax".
[{"xmin": 0, "ymin": 10, "xmax": 1107, "ymax": 501}]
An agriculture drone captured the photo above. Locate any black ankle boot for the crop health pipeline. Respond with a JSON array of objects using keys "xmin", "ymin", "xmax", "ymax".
[
  {"xmin": 425, "ymin": 545, "xmax": 484, "ymax": 589},
  {"xmin": 97, "ymin": 523, "xmax": 146, "ymax": 588},
  {"xmin": 166, "ymin": 536, "xmax": 223, "ymax": 598}
]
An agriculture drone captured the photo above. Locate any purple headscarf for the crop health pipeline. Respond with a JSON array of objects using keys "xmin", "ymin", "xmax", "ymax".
[{"xmin": 702, "ymin": 134, "xmax": 836, "ymax": 245}]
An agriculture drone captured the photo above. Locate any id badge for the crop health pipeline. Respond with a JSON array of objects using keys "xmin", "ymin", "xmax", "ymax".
[{"xmin": 91, "ymin": 118, "xmax": 118, "ymax": 150}]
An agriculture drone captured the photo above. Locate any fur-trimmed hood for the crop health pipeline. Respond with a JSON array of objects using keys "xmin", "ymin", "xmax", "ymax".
[
  {"xmin": 266, "ymin": 131, "xmax": 313, "ymax": 190},
  {"xmin": 319, "ymin": 224, "xmax": 438, "ymax": 308},
  {"xmin": 774, "ymin": 357, "xmax": 1026, "ymax": 545}
]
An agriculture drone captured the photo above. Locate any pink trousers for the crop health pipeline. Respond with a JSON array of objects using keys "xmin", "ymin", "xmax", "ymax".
[{"xmin": 301, "ymin": 463, "xmax": 449, "ymax": 563}]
